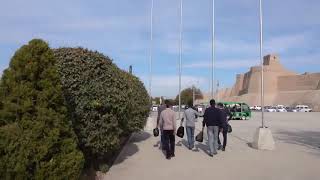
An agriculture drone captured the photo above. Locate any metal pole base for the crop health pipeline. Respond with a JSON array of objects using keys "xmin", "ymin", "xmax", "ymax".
[{"xmin": 252, "ymin": 127, "xmax": 275, "ymax": 150}]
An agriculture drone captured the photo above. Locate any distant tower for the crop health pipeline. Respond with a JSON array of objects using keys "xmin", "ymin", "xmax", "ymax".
[
  {"xmin": 263, "ymin": 54, "xmax": 280, "ymax": 66},
  {"xmin": 129, "ymin": 65, "xmax": 133, "ymax": 74}
]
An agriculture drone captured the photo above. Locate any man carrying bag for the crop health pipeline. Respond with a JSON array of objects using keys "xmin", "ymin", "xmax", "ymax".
[
  {"xmin": 181, "ymin": 102, "xmax": 203, "ymax": 150},
  {"xmin": 156, "ymin": 102, "xmax": 166, "ymax": 149},
  {"xmin": 158, "ymin": 100, "xmax": 176, "ymax": 160}
]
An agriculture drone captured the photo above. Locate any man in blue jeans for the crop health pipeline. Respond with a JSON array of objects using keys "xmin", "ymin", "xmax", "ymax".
[
  {"xmin": 181, "ymin": 102, "xmax": 203, "ymax": 150},
  {"xmin": 203, "ymin": 99, "xmax": 224, "ymax": 157}
]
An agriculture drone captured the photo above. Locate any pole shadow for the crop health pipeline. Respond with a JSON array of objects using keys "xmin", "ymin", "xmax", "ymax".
[{"xmin": 275, "ymin": 130, "xmax": 320, "ymax": 152}]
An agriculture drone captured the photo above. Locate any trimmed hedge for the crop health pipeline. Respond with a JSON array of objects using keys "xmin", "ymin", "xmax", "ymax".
[
  {"xmin": 0, "ymin": 39, "xmax": 84, "ymax": 179},
  {"xmin": 54, "ymin": 48, "xmax": 149, "ymax": 166}
]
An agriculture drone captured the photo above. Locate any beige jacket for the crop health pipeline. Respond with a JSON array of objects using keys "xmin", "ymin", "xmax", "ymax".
[{"xmin": 159, "ymin": 108, "xmax": 176, "ymax": 131}]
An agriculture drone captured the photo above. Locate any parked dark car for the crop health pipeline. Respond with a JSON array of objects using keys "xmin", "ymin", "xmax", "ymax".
[{"xmin": 285, "ymin": 107, "xmax": 294, "ymax": 112}]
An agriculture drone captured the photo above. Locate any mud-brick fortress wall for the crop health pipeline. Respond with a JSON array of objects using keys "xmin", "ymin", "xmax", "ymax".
[
  {"xmin": 235, "ymin": 54, "xmax": 296, "ymax": 96},
  {"xmin": 215, "ymin": 54, "xmax": 320, "ymax": 111},
  {"xmin": 278, "ymin": 73, "xmax": 320, "ymax": 91}
]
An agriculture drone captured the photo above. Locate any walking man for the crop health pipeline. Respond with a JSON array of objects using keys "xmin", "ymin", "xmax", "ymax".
[
  {"xmin": 181, "ymin": 101, "xmax": 202, "ymax": 150},
  {"xmin": 157, "ymin": 101, "xmax": 166, "ymax": 149},
  {"xmin": 203, "ymin": 99, "xmax": 224, "ymax": 157},
  {"xmin": 159, "ymin": 100, "xmax": 176, "ymax": 159},
  {"xmin": 217, "ymin": 103, "xmax": 229, "ymax": 151}
]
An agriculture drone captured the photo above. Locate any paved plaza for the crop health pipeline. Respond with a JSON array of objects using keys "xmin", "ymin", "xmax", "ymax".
[{"xmin": 104, "ymin": 112, "xmax": 320, "ymax": 180}]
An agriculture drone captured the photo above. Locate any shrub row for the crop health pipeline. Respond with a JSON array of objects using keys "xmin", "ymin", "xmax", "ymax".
[
  {"xmin": 0, "ymin": 40, "xmax": 150, "ymax": 178},
  {"xmin": 54, "ymin": 48, "xmax": 149, "ymax": 163}
]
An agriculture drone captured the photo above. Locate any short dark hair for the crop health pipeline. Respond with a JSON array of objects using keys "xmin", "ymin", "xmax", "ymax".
[
  {"xmin": 210, "ymin": 99, "xmax": 216, "ymax": 106},
  {"xmin": 165, "ymin": 100, "xmax": 171, "ymax": 108},
  {"xmin": 217, "ymin": 103, "xmax": 223, "ymax": 108},
  {"xmin": 187, "ymin": 101, "xmax": 193, "ymax": 108}
]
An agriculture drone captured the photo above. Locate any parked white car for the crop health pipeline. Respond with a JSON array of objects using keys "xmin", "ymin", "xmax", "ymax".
[
  {"xmin": 293, "ymin": 105, "xmax": 312, "ymax": 112},
  {"xmin": 265, "ymin": 106, "xmax": 277, "ymax": 112},
  {"xmin": 254, "ymin": 106, "xmax": 262, "ymax": 111},
  {"xmin": 276, "ymin": 105, "xmax": 285, "ymax": 109},
  {"xmin": 277, "ymin": 107, "xmax": 287, "ymax": 112},
  {"xmin": 152, "ymin": 106, "xmax": 158, "ymax": 112}
]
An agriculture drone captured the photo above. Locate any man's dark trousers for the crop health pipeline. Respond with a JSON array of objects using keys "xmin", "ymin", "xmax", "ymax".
[
  {"xmin": 160, "ymin": 130, "xmax": 164, "ymax": 149},
  {"xmin": 218, "ymin": 128, "xmax": 228, "ymax": 148},
  {"xmin": 163, "ymin": 130, "xmax": 175, "ymax": 157}
]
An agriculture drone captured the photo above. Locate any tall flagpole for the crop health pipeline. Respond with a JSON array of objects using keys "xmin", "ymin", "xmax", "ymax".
[
  {"xmin": 179, "ymin": 0, "xmax": 183, "ymax": 119},
  {"xmin": 259, "ymin": 0, "xmax": 265, "ymax": 128},
  {"xmin": 211, "ymin": 0, "xmax": 215, "ymax": 99},
  {"xmin": 149, "ymin": 0, "xmax": 154, "ymax": 105}
]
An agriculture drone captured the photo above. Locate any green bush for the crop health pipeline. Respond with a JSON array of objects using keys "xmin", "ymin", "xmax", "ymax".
[
  {"xmin": 120, "ymin": 71, "xmax": 149, "ymax": 133},
  {"xmin": 54, "ymin": 48, "xmax": 149, "ymax": 166},
  {"xmin": 0, "ymin": 39, "xmax": 84, "ymax": 179}
]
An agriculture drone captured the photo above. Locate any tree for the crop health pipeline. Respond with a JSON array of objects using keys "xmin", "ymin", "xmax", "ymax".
[
  {"xmin": 175, "ymin": 86, "xmax": 203, "ymax": 106},
  {"xmin": 152, "ymin": 97, "xmax": 161, "ymax": 105},
  {"xmin": 0, "ymin": 39, "xmax": 84, "ymax": 179}
]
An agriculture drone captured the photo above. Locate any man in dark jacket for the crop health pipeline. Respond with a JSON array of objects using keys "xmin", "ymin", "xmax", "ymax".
[
  {"xmin": 202, "ymin": 99, "xmax": 224, "ymax": 156},
  {"xmin": 217, "ymin": 103, "xmax": 229, "ymax": 151}
]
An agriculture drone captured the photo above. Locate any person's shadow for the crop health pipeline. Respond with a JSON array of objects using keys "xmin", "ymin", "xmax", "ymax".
[
  {"xmin": 154, "ymin": 140, "xmax": 161, "ymax": 148},
  {"xmin": 195, "ymin": 142, "xmax": 210, "ymax": 154},
  {"xmin": 177, "ymin": 138, "xmax": 205, "ymax": 153},
  {"xmin": 114, "ymin": 132, "xmax": 151, "ymax": 165}
]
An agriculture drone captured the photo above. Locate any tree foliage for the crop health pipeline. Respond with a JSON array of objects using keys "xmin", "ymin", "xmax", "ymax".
[
  {"xmin": 152, "ymin": 97, "xmax": 161, "ymax": 105},
  {"xmin": 54, "ymin": 48, "xmax": 149, "ymax": 166},
  {"xmin": 0, "ymin": 39, "xmax": 84, "ymax": 179},
  {"xmin": 175, "ymin": 87, "xmax": 203, "ymax": 105}
]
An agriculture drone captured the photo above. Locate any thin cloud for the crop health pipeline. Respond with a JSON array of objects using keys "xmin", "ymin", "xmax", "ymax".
[
  {"xmin": 282, "ymin": 53, "xmax": 320, "ymax": 66},
  {"xmin": 184, "ymin": 58, "xmax": 259, "ymax": 69},
  {"xmin": 140, "ymin": 74, "xmax": 209, "ymax": 98},
  {"xmin": 265, "ymin": 33, "xmax": 308, "ymax": 54}
]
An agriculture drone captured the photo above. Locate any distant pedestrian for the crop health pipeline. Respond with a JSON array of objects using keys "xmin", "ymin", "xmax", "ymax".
[
  {"xmin": 158, "ymin": 100, "xmax": 176, "ymax": 159},
  {"xmin": 157, "ymin": 102, "xmax": 166, "ymax": 149},
  {"xmin": 181, "ymin": 102, "xmax": 203, "ymax": 150},
  {"xmin": 217, "ymin": 103, "xmax": 230, "ymax": 151},
  {"xmin": 202, "ymin": 99, "xmax": 224, "ymax": 157}
]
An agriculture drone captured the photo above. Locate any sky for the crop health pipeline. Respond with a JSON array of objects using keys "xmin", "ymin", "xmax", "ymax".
[{"xmin": 0, "ymin": 0, "xmax": 319, "ymax": 98}]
